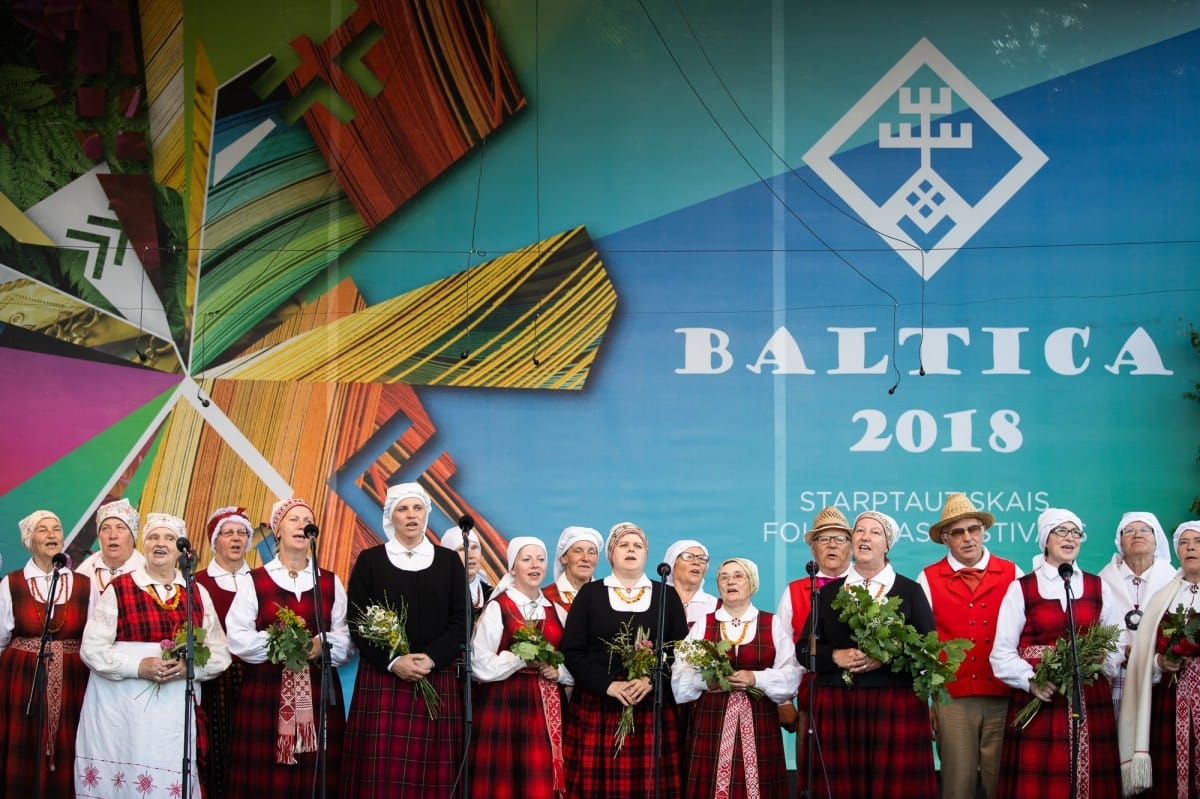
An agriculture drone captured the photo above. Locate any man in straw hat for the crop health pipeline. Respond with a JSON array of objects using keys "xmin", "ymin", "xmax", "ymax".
[
  {"xmin": 774, "ymin": 507, "xmax": 853, "ymax": 786},
  {"xmin": 917, "ymin": 492, "xmax": 1022, "ymax": 799}
]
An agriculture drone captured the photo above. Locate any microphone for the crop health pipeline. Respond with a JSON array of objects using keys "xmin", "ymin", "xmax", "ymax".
[
  {"xmin": 805, "ymin": 560, "xmax": 818, "ymax": 576},
  {"xmin": 176, "ymin": 537, "xmax": 194, "ymax": 554},
  {"xmin": 656, "ymin": 562, "xmax": 672, "ymax": 578},
  {"xmin": 1058, "ymin": 562, "xmax": 1074, "ymax": 582},
  {"xmin": 303, "ymin": 523, "xmax": 320, "ymax": 539},
  {"xmin": 51, "ymin": 552, "xmax": 68, "ymax": 570},
  {"xmin": 458, "ymin": 514, "xmax": 475, "ymax": 533}
]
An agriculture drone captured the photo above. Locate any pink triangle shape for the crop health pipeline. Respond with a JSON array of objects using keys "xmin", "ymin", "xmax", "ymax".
[{"xmin": 0, "ymin": 347, "xmax": 181, "ymax": 493}]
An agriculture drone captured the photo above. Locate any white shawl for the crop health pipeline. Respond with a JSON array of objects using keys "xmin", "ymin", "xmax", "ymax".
[{"xmin": 1118, "ymin": 571, "xmax": 1183, "ymax": 795}]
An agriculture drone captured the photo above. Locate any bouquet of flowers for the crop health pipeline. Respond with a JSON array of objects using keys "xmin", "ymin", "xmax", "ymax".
[
  {"xmin": 604, "ymin": 621, "xmax": 656, "ymax": 756},
  {"xmin": 1157, "ymin": 604, "xmax": 1200, "ymax": 683},
  {"xmin": 509, "ymin": 612, "xmax": 565, "ymax": 668},
  {"xmin": 831, "ymin": 584, "xmax": 972, "ymax": 705},
  {"xmin": 676, "ymin": 637, "xmax": 764, "ymax": 699},
  {"xmin": 139, "ymin": 623, "xmax": 211, "ymax": 701},
  {"xmin": 266, "ymin": 606, "xmax": 312, "ymax": 672},
  {"xmin": 1011, "ymin": 622, "xmax": 1121, "ymax": 729},
  {"xmin": 352, "ymin": 599, "xmax": 441, "ymax": 719},
  {"xmin": 161, "ymin": 623, "xmax": 211, "ymax": 669}
]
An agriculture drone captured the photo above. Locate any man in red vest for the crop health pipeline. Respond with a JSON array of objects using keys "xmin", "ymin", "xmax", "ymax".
[
  {"xmin": 775, "ymin": 506, "xmax": 852, "ymax": 785},
  {"xmin": 918, "ymin": 493, "xmax": 1022, "ymax": 799}
]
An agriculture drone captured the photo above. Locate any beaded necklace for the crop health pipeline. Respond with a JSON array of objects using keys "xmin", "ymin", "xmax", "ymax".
[
  {"xmin": 721, "ymin": 618, "xmax": 750, "ymax": 646},
  {"xmin": 858, "ymin": 578, "xmax": 887, "ymax": 601},
  {"xmin": 147, "ymin": 582, "xmax": 182, "ymax": 611},
  {"xmin": 29, "ymin": 572, "xmax": 68, "ymax": 634}
]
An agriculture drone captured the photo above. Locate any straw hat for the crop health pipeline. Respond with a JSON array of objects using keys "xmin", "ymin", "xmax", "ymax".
[
  {"xmin": 929, "ymin": 493, "xmax": 995, "ymax": 544},
  {"xmin": 805, "ymin": 506, "xmax": 851, "ymax": 544}
]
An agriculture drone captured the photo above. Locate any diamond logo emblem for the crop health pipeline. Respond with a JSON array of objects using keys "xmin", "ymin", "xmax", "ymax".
[{"xmin": 804, "ymin": 38, "xmax": 1048, "ymax": 280}]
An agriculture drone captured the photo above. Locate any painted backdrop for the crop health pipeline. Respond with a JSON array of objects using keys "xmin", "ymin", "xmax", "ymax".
[{"xmin": 1, "ymin": 1, "xmax": 1198, "ymax": 617}]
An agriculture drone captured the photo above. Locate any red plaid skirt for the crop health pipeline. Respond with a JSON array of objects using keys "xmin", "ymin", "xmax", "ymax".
[
  {"xmin": 226, "ymin": 661, "xmax": 345, "ymax": 799},
  {"xmin": 340, "ymin": 661, "xmax": 463, "ymax": 798},
  {"xmin": 810, "ymin": 683, "xmax": 937, "ymax": 798},
  {"xmin": 997, "ymin": 681, "xmax": 1121, "ymax": 799},
  {"xmin": 471, "ymin": 670, "xmax": 565, "ymax": 799},
  {"xmin": 564, "ymin": 688, "xmax": 682, "ymax": 798},
  {"xmin": 686, "ymin": 689, "xmax": 787, "ymax": 799}
]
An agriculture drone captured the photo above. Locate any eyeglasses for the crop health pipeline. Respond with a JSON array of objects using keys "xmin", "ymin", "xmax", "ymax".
[
  {"xmin": 1120, "ymin": 526, "xmax": 1154, "ymax": 537},
  {"xmin": 943, "ymin": 524, "xmax": 984, "ymax": 539},
  {"xmin": 677, "ymin": 552, "xmax": 710, "ymax": 564},
  {"xmin": 813, "ymin": 534, "xmax": 851, "ymax": 546},
  {"xmin": 1049, "ymin": 526, "xmax": 1086, "ymax": 541}
]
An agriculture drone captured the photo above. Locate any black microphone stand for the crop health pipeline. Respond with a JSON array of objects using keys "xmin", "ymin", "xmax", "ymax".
[
  {"xmin": 801, "ymin": 561, "xmax": 821, "ymax": 799},
  {"xmin": 27, "ymin": 554, "xmax": 65, "ymax": 799},
  {"xmin": 458, "ymin": 515, "xmax": 476, "ymax": 799},
  {"xmin": 649, "ymin": 562, "xmax": 672, "ymax": 799},
  {"xmin": 175, "ymin": 542, "xmax": 200, "ymax": 799},
  {"xmin": 1060, "ymin": 562, "xmax": 1083, "ymax": 799},
  {"xmin": 304, "ymin": 524, "xmax": 333, "ymax": 799}
]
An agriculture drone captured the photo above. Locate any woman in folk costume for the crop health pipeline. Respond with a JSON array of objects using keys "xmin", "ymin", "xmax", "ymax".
[
  {"xmin": 193, "ymin": 505, "xmax": 254, "ymax": 799},
  {"xmin": 75, "ymin": 513, "xmax": 231, "ymax": 797},
  {"xmin": 991, "ymin": 508, "xmax": 1126, "ymax": 799},
  {"xmin": 664, "ymin": 538, "xmax": 719, "ymax": 629},
  {"xmin": 440, "ymin": 523, "xmax": 493, "ymax": 622},
  {"xmin": 673, "ymin": 557, "xmax": 800, "ymax": 799},
  {"xmin": 1120, "ymin": 520, "xmax": 1200, "ymax": 797},
  {"xmin": 0, "ymin": 510, "xmax": 90, "ymax": 797},
  {"xmin": 225, "ymin": 498, "xmax": 352, "ymax": 799},
  {"xmin": 1098, "ymin": 511, "xmax": 1176, "ymax": 713},
  {"xmin": 75, "ymin": 498, "xmax": 145, "ymax": 602},
  {"xmin": 561, "ymin": 521, "xmax": 689, "ymax": 798},
  {"xmin": 806, "ymin": 509, "xmax": 939, "ymax": 797},
  {"xmin": 341, "ymin": 483, "xmax": 467, "ymax": 798},
  {"xmin": 470, "ymin": 537, "xmax": 574, "ymax": 799},
  {"xmin": 543, "ymin": 525, "xmax": 603, "ymax": 625}
]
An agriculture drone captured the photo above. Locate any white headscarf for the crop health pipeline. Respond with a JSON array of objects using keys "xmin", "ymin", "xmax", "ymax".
[
  {"xmin": 662, "ymin": 539, "xmax": 709, "ymax": 588},
  {"xmin": 1174, "ymin": 520, "xmax": 1200, "ymax": 551},
  {"xmin": 1036, "ymin": 508, "xmax": 1084, "ymax": 552},
  {"xmin": 381, "ymin": 483, "xmax": 431, "ymax": 539},
  {"xmin": 1114, "ymin": 511, "xmax": 1170, "ymax": 562},
  {"xmin": 492, "ymin": 536, "xmax": 547, "ymax": 596},
  {"xmin": 440, "ymin": 527, "xmax": 467, "ymax": 552},
  {"xmin": 554, "ymin": 526, "xmax": 603, "ymax": 581}
]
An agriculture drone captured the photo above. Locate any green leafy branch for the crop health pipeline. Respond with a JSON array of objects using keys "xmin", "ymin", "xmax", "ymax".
[{"xmin": 831, "ymin": 584, "xmax": 972, "ymax": 705}]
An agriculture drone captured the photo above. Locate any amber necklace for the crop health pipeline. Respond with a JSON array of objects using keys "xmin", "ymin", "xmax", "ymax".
[
  {"xmin": 721, "ymin": 618, "xmax": 750, "ymax": 646},
  {"xmin": 857, "ymin": 576, "xmax": 887, "ymax": 601},
  {"xmin": 147, "ymin": 582, "xmax": 182, "ymax": 611},
  {"xmin": 613, "ymin": 585, "xmax": 647, "ymax": 604}
]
